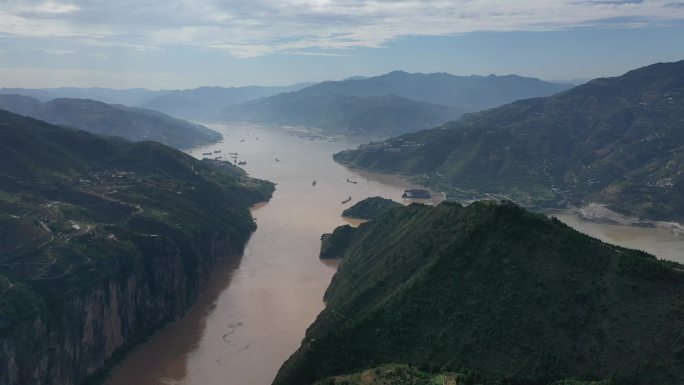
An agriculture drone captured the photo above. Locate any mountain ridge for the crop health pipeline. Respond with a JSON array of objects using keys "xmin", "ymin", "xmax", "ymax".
[
  {"xmin": 0, "ymin": 94, "xmax": 221, "ymax": 149},
  {"xmin": 334, "ymin": 60, "xmax": 684, "ymax": 222},
  {"xmin": 220, "ymin": 71, "xmax": 571, "ymax": 135},
  {"xmin": 223, "ymin": 91, "xmax": 465, "ymax": 135},
  {"xmin": 140, "ymin": 83, "xmax": 313, "ymax": 120},
  {"xmin": 273, "ymin": 201, "xmax": 684, "ymax": 385}
]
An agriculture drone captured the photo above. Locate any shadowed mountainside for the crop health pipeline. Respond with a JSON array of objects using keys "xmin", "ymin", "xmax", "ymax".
[
  {"xmin": 0, "ymin": 94, "xmax": 222, "ymax": 149},
  {"xmin": 0, "ymin": 108, "xmax": 274, "ymax": 385}
]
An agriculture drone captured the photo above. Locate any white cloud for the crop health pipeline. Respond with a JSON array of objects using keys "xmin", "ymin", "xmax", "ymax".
[
  {"xmin": 0, "ymin": 0, "xmax": 683, "ymax": 57},
  {"xmin": 282, "ymin": 51, "xmax": 348, "ymax": 57},
  {"xmin": 42, "ymin": 48, "xmax": 76, "ymax": 54},
  {"xmin": 30, "ymin": 0, "xmax": 79, "ymax": 15},
  {"xmin": 0, "ymin": 66, "xmax": 192, "ymax": 88}
]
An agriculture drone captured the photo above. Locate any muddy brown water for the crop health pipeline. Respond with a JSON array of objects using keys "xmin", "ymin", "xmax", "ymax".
[{"xmin": 105, "ymin": 124, "xmax": 684, "ymax": 385}]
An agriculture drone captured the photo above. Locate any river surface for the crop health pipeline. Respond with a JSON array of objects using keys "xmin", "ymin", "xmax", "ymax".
[
  {"xmin": 106, "ymin": 124, "xmax": 422, "ymax": 385},
  {"xmin": 106, "ymin": 124, "xmax": 684, "ymax": 385}
]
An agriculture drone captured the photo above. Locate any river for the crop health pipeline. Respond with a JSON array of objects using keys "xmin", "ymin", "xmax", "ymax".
[{"xmin": 105, "ymin": 124, "xmax": 684, "ymax": 385}]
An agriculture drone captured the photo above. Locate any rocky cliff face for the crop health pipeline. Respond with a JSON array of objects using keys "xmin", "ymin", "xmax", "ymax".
[
  {"xmin": 0, "ymin": 233, "xmax": 246, "ymax": 385},
  {"xmin": 0, "ymin": 107, "xmax": 274, "ymax": 385}
]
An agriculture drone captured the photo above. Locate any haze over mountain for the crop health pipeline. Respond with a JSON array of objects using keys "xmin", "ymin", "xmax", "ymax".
[
  {"xmin": 0, "ymin": 83, "xmax": 313, "ymax": 121},
  {"xmin": 275, "ymin": 201, "xmax": 684, "ymax": 385},
  {"xmin": 0, "ymin": 87, "xmax": 161, "ymax": 106},
  {"xmin": 0, "ymin": 108, "xmax": 273, "ymax": 385},
  {"xmin": 2, "ymin": 0, "xmax": 684, "ymax": 384},
  {"xmin": 224, "ymin": 92, "xmax": 466, "ymax": 135},
  {"xmin": 0, "ymin": 94, "xmax": 221, "ymax": 149},
  {"xmin": 335, "ymin": 60, "xmax": 684, "ymax": 222},
  {"xmin": 221, "ymin": 71, "xmax": 570, "ymax": 135},
  {"xmin": 300, "ymin": 71, "xmax": 571, "ymax": 109},
  {"xmin": 140, "ymin": 84, "xmax": 313, "ymax": 120}
]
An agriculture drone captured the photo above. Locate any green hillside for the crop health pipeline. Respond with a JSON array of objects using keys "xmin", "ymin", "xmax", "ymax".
[
  {"xmin": 341, "ymin": 197, "xmax": 402, "ymax": 220},
  {"xmin": 0, "ymin": 108, "xmax": 273, "ymax": 333},
  {"xmin": 0, "ymin": 94, "xmax": 222, "ymax": 149},
  {"xmin": 274, "ymin": 202, "xmax": 684, "ymax": 385},
  {"xmin": 334, "ymin": 60, "xmax": 684, "ymax": 222},
  {"xmin": 313, "ymin": 364, "xmax": 611, "ymax": 385}
]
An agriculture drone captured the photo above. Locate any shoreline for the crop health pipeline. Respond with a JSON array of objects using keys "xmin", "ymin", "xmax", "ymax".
[
  {"xmin": 99, "ymin": 201, "xmax": 270, "ymax": 385},
  {"xmin": 348, "ymin": 165, "xmax": 684, "ymax": 237},
  {"xmin": 103, "ymin": 123, "xmax": 684, "ymax": 385},
  {"xmin": 551, "ymin": 203, "xmax": 684, "ymax": 237}
]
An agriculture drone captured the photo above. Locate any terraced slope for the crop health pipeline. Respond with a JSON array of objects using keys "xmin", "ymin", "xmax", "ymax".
[{"xmin": 0, "ymin": 109, "xmax": 273, "ymax": 385}]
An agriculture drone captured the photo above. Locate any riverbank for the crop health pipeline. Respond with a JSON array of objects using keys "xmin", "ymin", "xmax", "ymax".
[
  {"xmin": 574, "ymin": 203, "xmax": 684, "ymax": 236},
  {"xmin": 103, "ymin": 252, "xmax": 245, "ymax": 385},
  {"xmin": 105, "ymin": 124, "xmax": 684, "ymax": 385},
  {"xmin": 105, "ymin": 123, "xmax": 422, "ymax": 385}
]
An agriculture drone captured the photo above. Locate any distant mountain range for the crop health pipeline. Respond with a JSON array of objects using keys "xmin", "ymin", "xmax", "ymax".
[
  {"xmin": 335, "ymin": 60, "xmax": 684, "ymax": 222},
  {"xmin": 223, "ymin": 91, "xmax": 466, "ymax": 135},
  {"xmin": 221, "ymin": 72, "xmax": 571, "ymax": 135},
  {"xmin": 0, "ymin": 94, "xmax": 221, "ymax": 149},
  {"xmin": 0, "ymin": 87, "xmax": 159, "ymax": 105},
  {"xmin": 275, "ymin": 201, "xmax": 684, "ymax": 385},
  {"xmin": 1, "ymin": 73, "xmax": 570, "ymax": 135},
  {"xmin": 0, "ymin": 84, "xmax": 312, "ymax": 121},
  {"xmin": 302, "ymin": 71, "xmax": 571, "ymax": 109},
  {"xmin": 139, "ymin": 84, "xmax": 312, "ymax": 120}
]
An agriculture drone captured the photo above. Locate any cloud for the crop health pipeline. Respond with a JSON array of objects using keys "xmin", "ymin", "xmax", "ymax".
[
  {"xmin": 42, "ymin": 48, "xmax": 76, "ymax": 54},
  {"xmin": 19, "ymin": 0, "xmax": 80, "ymax": 16},
  {"xmin": 0, "ymin": 0, "xmax": 683, "ymax": 58},
  {"xmin": 282, "ymin": 51, "xmax": 348, "ymax": 57},
  {"xmin": 0, "ymin": 66, "xmax": 192, "ymax": 88}
]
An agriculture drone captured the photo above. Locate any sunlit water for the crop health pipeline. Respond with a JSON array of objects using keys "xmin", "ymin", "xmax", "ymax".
[{"xmin": 106, "ymin": 124, "xmax": 684, "ymax": 385}]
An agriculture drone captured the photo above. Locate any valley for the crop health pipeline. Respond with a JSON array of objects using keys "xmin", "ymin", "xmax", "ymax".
[
  {"xmin": 104, "ymin": 123, "xmax": 426, "ymax": 385},
  {"xmin": 104, "ymin": 123, "xmax": 684, "ymax": 385},
  {"xmin": 3, "ymin": 2, "xmax": 684, "ymax": 384}
]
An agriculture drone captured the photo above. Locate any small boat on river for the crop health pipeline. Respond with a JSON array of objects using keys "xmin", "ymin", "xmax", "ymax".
[{"xmin": 341, "ymin": 196, "xmax": 351, "ymax": 204}]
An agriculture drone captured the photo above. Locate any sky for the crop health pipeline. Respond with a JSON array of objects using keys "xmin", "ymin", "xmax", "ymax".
[{"xmin": 0, "ymin": 0, "xmax": 683, "ymax": 89}]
